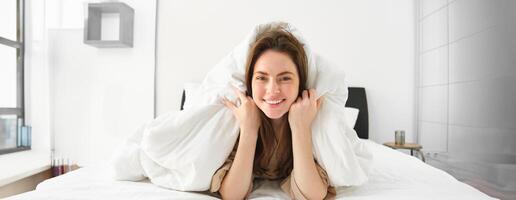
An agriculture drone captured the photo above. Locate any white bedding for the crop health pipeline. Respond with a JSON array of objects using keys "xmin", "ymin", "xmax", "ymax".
[
  {"xmin": 7, "ymin": 140, "xmax": 495, "ymax": 200},
  {"xmin": 113, "ymin": 22, "xmax": 371, "ymax": 190}
]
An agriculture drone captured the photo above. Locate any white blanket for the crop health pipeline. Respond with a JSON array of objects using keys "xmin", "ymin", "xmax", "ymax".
[
  {"xmin": 111, "ymin": 22, "xmax": 372, "ymax": 191},
  {"xmin": 7, "ymin": 140, "xmax": 495, "ymax": 200}
]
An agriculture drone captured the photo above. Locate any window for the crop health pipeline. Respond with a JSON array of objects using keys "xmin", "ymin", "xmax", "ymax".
[{"xmin": 0, "ymin": 0, "xmax": 28, "ymax": 155}]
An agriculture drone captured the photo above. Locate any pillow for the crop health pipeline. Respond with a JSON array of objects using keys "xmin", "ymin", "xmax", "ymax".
[{"xmin": 344, "ymin": 107, "xmax": 359, "ymax": 128}]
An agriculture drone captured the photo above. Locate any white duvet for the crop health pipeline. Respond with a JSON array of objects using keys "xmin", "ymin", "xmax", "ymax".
[
  {"xmin": 110, "ymin": 22, "xmax": 372, "ymax": 191},
  {"xmin": 7, "ymin": 140, "xmax": 495, "ymax": 200}
]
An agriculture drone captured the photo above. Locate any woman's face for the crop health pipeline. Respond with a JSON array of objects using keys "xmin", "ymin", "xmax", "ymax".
[{"xmin": 251, "ymin": 50, "xmax": 300, "ymax": 119}]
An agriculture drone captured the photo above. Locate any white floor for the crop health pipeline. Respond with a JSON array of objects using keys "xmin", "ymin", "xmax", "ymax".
[{"xmin": 426, "ymin": 153, "xmax": 516, "ymax": 200}]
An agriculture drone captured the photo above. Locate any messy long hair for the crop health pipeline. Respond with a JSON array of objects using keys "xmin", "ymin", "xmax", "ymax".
[{"xmin": 244, "ymin": 25, "xmax": 308, "ymax": 178}]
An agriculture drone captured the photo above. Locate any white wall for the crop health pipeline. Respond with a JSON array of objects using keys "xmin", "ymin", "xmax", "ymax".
[
  {"xmin": 24, "ymin": 0, "xmax": 52, "ymax": 154},
  {"xmin": 418, "ymin": 0, "xmax": 516, "ymax": 155},
  {"xmin": 156, "ymin": 0, "xmax": 415, "ymax": 143},
  {"xmin": 418, "ymin": 0, "xmax": 449, "ymax": 153},
  {"xmin": 418, "ymin": 1, "xmax": 516, "ymax": 196},
  {"xmin": 45, "ymin": 0, "xmax": 156, "ymax": 166}
]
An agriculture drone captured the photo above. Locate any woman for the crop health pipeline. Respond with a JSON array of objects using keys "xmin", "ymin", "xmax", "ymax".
[{"xmin": 212, "ymin": 27, "xmax": 335, "ymax": 200}]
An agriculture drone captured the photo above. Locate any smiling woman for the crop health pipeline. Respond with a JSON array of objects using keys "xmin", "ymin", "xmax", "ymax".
[
  {"xmin": 216, "ymin": 26, "xmax": 333, "ymax": 200},
  {"xmin": 251, "ymin": 51, "xmax": 300, "ymax": 119}
]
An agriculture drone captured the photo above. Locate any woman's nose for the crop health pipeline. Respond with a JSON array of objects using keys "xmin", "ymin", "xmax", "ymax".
[{"xmin": 267, "ymin": 81, "xmax": 280, "ymax": 94}]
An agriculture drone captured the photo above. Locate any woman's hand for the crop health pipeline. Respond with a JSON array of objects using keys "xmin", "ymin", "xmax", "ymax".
[
  {"xmin": 219, "ymin": 87, "xmax": 260, "ymax": 199},
  {"xmin": 289, "ymin": 89, "xmax": 327, "ymax": 199},
  {"xmin": 288, "ymin": 89, "xmax": 324, "ymax": 133},
  {"xmin": 222, "ymin": 87, "xmax": 261, "ymax": 135}
]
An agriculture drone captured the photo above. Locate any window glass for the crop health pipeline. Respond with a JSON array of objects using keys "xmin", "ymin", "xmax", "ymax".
[
  {"xmin": 0, "ymin": 0, "xmax": 18, "ymax": 41},
  {"xmin": 0, "ymin": 115, "xmax": 18, "ymax": 149},
  {"xmin": 0, "ymin": 45, "xmax": 17, "ymax": 108}
]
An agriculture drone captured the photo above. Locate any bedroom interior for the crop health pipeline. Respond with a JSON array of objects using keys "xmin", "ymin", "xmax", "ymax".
[{"xmin": 0, "ymin": 0, "xmax": 515, "ymax": 199}]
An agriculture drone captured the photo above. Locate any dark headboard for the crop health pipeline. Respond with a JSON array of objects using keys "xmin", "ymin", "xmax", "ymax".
[
  {"xmin": 345, "ymin": 87, "xmax": 369, "ymax": 139},
  {"xmin": 181, "ymin": 87, "xmax": 368, "ymax": 139}
]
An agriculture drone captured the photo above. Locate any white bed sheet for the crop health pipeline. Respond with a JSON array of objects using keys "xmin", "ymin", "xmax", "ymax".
[{"xmin": 7, "ymin": 140, "xmax": 496, "ymax": 200}]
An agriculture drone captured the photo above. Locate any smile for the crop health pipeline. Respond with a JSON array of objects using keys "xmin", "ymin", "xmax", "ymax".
[{"xmin": 264, "ymin": 99, "xmax": 286, "ymax": 105}]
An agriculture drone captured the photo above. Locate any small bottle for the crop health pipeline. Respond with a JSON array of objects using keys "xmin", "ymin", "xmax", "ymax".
[
  {"xmin": 400, "ymin": 131, "xmax": 405, "ymax": 145},
  {"xmin": 51, "ymin": 158, "xmax": 56, "ymax": 177},
  {"xmin": 55, "ymin": 158, "xmax": 60, "ymax": 176},
  {"xmin": 60, "ymin": 158, "xmax": 65, "ymax": 175},
  {"xmin": 395, "ymin": 130, "xmax": 405, "ymax": 145}
]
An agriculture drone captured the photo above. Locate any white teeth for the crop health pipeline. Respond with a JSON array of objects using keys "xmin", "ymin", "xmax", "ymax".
[{"xmin": 265, "ymin": 99, "xmax": 284, "ymax": 105}]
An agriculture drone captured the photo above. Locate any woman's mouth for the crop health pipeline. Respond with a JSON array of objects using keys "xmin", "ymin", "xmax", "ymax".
[{"xmin": 264, "ymin": 99, "xmax": 286, "ymax": 106}]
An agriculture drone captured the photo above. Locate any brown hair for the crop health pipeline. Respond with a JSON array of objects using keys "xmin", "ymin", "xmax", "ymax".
[{"xmin": 244, "ymin": 26, "xmax": 308, "ymax": 178}]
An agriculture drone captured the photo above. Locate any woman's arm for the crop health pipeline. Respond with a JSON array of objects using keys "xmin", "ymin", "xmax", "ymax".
[
  {"xmin": 291, "ymin": 128, "xmax": 327, "ymax": 199},
  {"xmin": 220, "ymin": 88, "xmax": 261, "ymax": 199},
  {"xmin": 219, "ymin": 129, "xmax": 258, "ymax": 199},
  {"xmin": 288, "ymin": 89, "xmax": 327, "ymax": 199}
]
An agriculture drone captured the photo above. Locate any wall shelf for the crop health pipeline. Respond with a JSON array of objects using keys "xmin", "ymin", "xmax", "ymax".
[{"xmin": 83, "ymin": 2, "xmax": 134, "ymax": 48}]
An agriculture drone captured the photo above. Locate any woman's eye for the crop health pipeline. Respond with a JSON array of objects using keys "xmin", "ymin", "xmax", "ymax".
[
  {"xmin": 280, "ymin": 77, "xmax": 292, "ymax": 81},
  {"xmin": 255, "ymin": 76, "xmax": 266, "ymax": 80}
]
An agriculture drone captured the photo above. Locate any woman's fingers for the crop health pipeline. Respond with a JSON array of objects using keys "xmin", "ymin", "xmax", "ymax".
[
  {"xmin": 232, "ymin": 86, "xmax": 248, "ymax": 103},
  {"xmin": 302, "ymin": 90, "xmax": 309, "ymax": 100},
  {"xmin": 308, "ymin": 89, "xmax": 317, "ymax": 102},
  {"xmin": 222, "ymin": 97, "xmax": 237, "ymax": 111},
  {"xmin": 301, "ymin": 89, "xmax": 317, "ymax": 105},
  {"xmin": 317, "ymin": 96, "xmax": 324, "ymax": 110},
  {"xmin": 247, "ymin": 96, "xmax": 254, "ymax": 102}
]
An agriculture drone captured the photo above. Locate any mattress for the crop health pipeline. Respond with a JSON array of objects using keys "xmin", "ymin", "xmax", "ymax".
[{"xmin": 6, "ymin": 140, "xmax": 496, "ymax": 199}]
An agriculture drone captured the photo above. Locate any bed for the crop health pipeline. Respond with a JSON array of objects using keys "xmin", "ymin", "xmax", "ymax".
[{"xmin": 7, "ymin": 88, "xmax": 495, "ymax": 199}]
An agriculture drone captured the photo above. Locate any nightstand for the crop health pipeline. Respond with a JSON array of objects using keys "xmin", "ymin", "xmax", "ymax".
[{"xmin": 383, "ymin": 142, "xmax": 426, "ymax": 162}]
